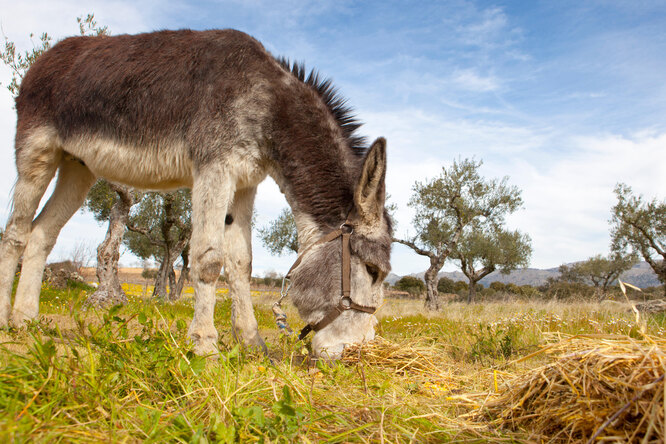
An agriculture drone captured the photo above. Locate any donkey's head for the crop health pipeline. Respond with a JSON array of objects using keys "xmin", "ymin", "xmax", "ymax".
[{"xmin": 289, "ymin": 138, "xmax": 392, "ymax": 359}]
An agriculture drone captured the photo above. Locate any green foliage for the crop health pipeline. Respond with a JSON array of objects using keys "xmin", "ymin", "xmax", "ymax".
[
  {"xmin": 258, "ymin": 208, "xmax": 299, "ymax": 256},
  {"xmin": 232, "ymin": 386, "xmax": 305, "ymax": 441},
  {"xmin": 611, "ymin": 183, "xmax": 666, "ymax": 288},
  {"xmin": 437, "ymin": 277, "xmax": 456, "ymax": 293},
  {"xmin": 407, "ymin": 158, "xmax": 522, "ymax": 255},
  {"xmin": 453, "ymin": 228, "xmax": 531, "ymax": 278},
  {"xmin": 0, "ymin": 32, "xmax": 51, "ymax": 98},
  {"xmin": 394, "ymin": 276, "xmax": 425, "ymax": 294},
  {"xmin": 395, "ymin": 158, "xmax": 527, "ymax": 308},
  {"xmin": 558, "ymin": 252, "xmax": 638, "ymax": 299},
  {"xmin": 454, "ymin": 280, "xmax": 469, "ymax": 292},
  {"xmin": 142, "ymin": 268, "xmax": 158, "ymax": 279},
  {"xmin": 489, "ymin": 281, "xmax": 506, "ymax": 292},
  {"xmin": 124, "ymin": 190, "xmax": 192, "ymax": 261},
  {"xmin": 540, "ymin": 278, "xmax": 595, "ymax": 300},
  {"xmin": 83, "ymin": 179, "xmax": 120, "ymax": 222},
  {"xmin": 467, "ymin": 324, "xmax": 520, "ymax": 364}
]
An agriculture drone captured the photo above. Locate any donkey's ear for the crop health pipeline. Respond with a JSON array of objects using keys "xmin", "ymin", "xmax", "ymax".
[{"xmin": 354, "ymin": 137, "xmax": 387, "ymax": 225}]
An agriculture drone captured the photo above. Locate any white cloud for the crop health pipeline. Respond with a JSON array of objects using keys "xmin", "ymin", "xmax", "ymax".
[
  {"xmin": 451, "ymin": 69, "xmax": 500, "ymax": 92},
  {"xmin": 498, "ymin": 132, "xmax": 666, "ymax": 269}
]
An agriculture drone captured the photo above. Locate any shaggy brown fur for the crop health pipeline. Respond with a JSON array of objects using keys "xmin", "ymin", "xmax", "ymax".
[{"xmin": 2, "ymin": 28, "xmax": 391, "ymax": 357}]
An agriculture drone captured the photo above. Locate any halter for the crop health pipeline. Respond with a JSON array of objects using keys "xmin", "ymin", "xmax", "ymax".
[{"xmin": 272, "ymin": 219, "xmax": 377, "ymax": 340}]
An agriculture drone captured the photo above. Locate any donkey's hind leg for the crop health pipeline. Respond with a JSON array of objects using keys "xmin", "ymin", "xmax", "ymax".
[
  {"xmin": 224, "ymin": 187, "xmax": 267, "ymax": 353},
  {"xmin": 0, "ymin": 133, "xmax": 61, "ymax": 327},
  {"xmin": 11, "ymin": 157, "xmax": 95, "ymax": 326}
]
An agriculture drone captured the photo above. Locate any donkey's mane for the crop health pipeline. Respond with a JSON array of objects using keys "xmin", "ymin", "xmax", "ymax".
[{"xmin": 276, "ymin": 57, "xmax": 367, "ymax": 156}]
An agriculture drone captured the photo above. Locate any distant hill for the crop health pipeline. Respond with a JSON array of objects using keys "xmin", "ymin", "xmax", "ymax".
[{"xmin": 387, "ymin": 261, "xmax": 661, "ymax": 289}]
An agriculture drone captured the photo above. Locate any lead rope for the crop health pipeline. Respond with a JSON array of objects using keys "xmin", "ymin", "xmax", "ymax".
[
  {"xmin": 271, "ymin": 225, "xmax": 346, "ymax": 337},
  {"xmin": 272, "ymin": 277, "xmax": 293, "ymax": 335}
]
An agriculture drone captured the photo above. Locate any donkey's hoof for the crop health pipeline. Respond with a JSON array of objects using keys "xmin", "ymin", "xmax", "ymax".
[
  {"xmin": 10, "ymin": 311, "xmax": 35, "ymax": 328},
  {"xmin": 233, "ymin": 328, "xmax": 268, "ymax": 355},
  {"xmin": 248, "ymin": 334, "xmax": 269, "ymax": 356},
  {"xmin": 189, "ymin": 330, "xmax": 220, "ymax": 358},
  {"xmin": 192, "ymin": 341, "xmax": 220, "ymax": 359}
]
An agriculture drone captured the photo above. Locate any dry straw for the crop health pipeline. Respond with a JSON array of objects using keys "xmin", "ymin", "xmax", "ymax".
[
  {"xmin": 339, "ymin": 281, "xmax": 665, "ymax": 442},
  {"xmin": 341, "ymin": 335, "xmax": 453, "ymax": 382},
  {"xmin": 469, "ymin": 281, "xmax": 666, "ymax": 442},
  {"xmin": 472, "ymin": 334, "xmax": 666, "ymax": 443}
]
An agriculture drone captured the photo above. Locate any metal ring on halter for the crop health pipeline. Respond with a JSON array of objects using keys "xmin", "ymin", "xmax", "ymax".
[
  {"xmin": 340, "ymin": 223, "xmax": 353, "ymax": 234},
  {"xmin": 339, "ymin": 296, "xmax": 352, "ymax": 310}
]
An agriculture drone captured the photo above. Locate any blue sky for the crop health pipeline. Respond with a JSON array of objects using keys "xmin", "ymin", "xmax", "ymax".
[{"xmin": 0, "ymin": 0, "xmax": 664, "ymax": 276}]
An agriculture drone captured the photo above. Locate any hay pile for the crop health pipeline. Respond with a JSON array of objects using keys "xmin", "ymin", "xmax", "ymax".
[
  {"xmin": 341, "ymin": 336, "xmax": 452, "ymax": 381},
  {"xmin": 477, "ymin": 334, "xmax": 666, "ymax": 443}
]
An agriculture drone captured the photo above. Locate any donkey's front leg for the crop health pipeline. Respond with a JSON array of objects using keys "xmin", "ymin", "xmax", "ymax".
[
  {"xmin": 224, "ymin": 187, "xmax": 267, "ymax": 353},
  {"xmin": 188, "ymin": 167, "xmax": 233, "ymax": 356}
]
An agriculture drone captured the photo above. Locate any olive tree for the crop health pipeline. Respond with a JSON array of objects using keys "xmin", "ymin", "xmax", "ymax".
[
  {"xmin": 124, "ymin": 191, "xmax": 192, "ymax": 301},
  {"xmin": 394, "ymin": 158, "xmax": 523, "ymax": 310},
  {"xmin": 451, "ymin": 226, "xmax": 532, "ymax": 303},
  {"xmin": 557, "ymin": 252, "xmax": 637, "ymax": 300},
  {"xmin": 83, "ymin": 180, "xmax": 139, "ymax": 306},
  {"xmin": 610, "ymin": 183, "xmax": 665, "ymax": 295}
]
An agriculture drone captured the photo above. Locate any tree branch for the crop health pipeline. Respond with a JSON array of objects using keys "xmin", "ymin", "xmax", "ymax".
[
  {"xmin": 625, "ymin": 216, "xmax": 665, "ymax": 257},
  {"xmin": 126, "ymin": 224, "xmax": 166, "ymax": 248},
  {"xmin": 392, "ymin": 237, "xmax": 436, "ymax": 260}
]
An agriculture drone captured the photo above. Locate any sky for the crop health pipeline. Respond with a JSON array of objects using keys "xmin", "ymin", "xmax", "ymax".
[{"xmin": 0, "ymin": 0, "xmax": 664, "ymax": 277}]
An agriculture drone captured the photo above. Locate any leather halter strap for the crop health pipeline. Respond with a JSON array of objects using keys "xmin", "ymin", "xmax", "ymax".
[{"xmin": 284, "ymin": 222, "xmax": 376, "ymax": 340}]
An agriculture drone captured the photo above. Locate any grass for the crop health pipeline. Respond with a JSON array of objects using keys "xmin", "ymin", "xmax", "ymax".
[{"xmin": 1, "ymin": 280, "xmax": 664, "ymax": 442}]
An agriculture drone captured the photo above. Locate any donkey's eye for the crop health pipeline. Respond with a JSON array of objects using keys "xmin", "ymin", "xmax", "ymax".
[{"xmin": 366, "ymin": 264, "xmax": 380, "ymax": 284}]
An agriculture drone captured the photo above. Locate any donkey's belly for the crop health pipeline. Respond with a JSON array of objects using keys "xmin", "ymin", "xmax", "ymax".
[{"xmin": 63, "ymin": 135, "xmax": 194, "ymax": 190}]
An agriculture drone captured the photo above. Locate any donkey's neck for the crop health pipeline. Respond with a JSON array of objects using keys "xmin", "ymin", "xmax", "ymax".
[
  {"xmin": 267, "ymin": 91, "xmax": 362, "ymax": 251},
  {"xmin": 269, "ymin": 153, "xmax": 357, "ymax": 250}
]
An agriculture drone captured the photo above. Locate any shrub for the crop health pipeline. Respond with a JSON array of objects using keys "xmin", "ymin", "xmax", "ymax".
[
  {"xmin": 519, "ymin": 285, "xmax": 540, "ymax": 298},
  {"xmin": 394, "ymin": 276, "xmax": 425, "ymax": 295},
  {"xmin": 438, "ymin": 277, "xmax": 456, "ymax": 293},
  {"xmin": 542, "ymin": 280, "xmax": 595, "ymax": 300},
  {"xmin": 142, "ymin": 268, "xmax": 158, "ymax": 279},
  {"xmin": 454, "ymin": 280, "xmax": 469, "ymax": 292},
  {"xmin": 489, "ymin": 281, "xmax": 506, "ymax": 292}
]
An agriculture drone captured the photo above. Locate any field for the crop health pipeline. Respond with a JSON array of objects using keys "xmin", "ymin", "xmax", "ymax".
[{"xmin": 1, "ymin": 279, "xmax": 665, "ymax": 443}]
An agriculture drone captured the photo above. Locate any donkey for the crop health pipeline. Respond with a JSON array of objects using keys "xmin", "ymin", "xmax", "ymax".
[{"xmin": 0, "ymin": 29, "xmax": 392, "ymax": 359}]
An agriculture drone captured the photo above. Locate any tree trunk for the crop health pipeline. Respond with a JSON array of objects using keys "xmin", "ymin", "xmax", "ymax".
[
  {"xmin": 85, "ymin": 185, "xmax": 132, "ymax": 307},
  {"xmin": 423, "ymin": 264, "xmax": 442, "ymax": 311},
  {"xmin": 467, "ymin": 280, "xmax": 477, "ymax": 304},
  {"xmin": 152, "ymin": 258, "xmax": 171, "ymax": 300},
  {"xmin": 171, "ymin": 250, "xmax": 189, "ymax": 302}
]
